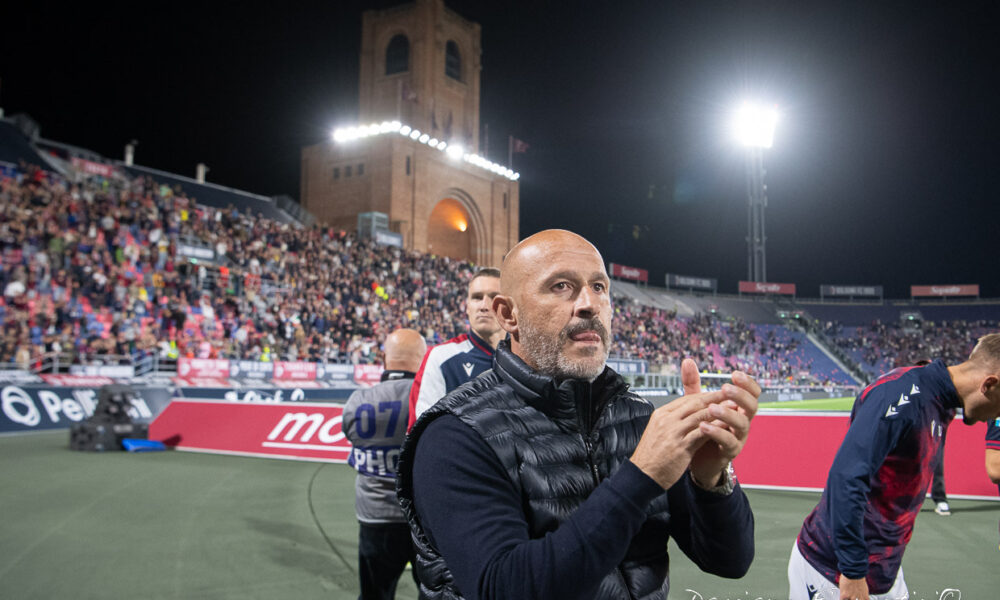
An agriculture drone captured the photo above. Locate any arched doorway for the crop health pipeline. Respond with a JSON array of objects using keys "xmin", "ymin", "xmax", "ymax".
[{"xmin": 426, "ymin": 197, "xmax": 476, "ymax": 262}]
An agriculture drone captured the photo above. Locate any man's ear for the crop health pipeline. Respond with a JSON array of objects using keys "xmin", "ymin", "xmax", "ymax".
[
  {"xmin": 983, "ymin": 374, "xmax": 1000, "ymax": 395},
  {"xmin": 491, "ymin": 295, "xmax": 518, "ymax": 335}
]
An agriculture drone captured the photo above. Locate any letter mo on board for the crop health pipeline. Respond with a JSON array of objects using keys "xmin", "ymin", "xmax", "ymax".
[{"xmin": 266, "ymin": 412, "xmax": 346, "ymax": 445}]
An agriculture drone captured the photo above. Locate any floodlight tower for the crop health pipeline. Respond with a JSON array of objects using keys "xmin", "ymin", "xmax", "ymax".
[{"xmin": 734, "ymin": 103, "xmax": 778, "ymax": 283}]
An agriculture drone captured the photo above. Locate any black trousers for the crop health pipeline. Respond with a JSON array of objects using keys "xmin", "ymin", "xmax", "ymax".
[
  {"xmin": 930, "ymin": 427, "xmax": 948, "ymax": 504},
  {"xmin": 358, "ymin": 522, "xmax": 419, "ymax": 600}
]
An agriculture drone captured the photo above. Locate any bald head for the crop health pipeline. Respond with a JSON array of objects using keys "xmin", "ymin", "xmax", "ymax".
[
  {"xmin": 501, "ymin": 230, "xmax": 605, "ymax": 299},
  {"xmin": 493, "ymin": 229, "xmax": 612, "ymax": 380},
  {"xmin": 384, "ymin": 328, "xmax": 427, "ymax": 372}
]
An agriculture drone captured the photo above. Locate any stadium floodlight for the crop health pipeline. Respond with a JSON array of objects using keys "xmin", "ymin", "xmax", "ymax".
[
  {"xmin": 334, "ymin": 127, "xmax": 358, "ymax": 142},
  {"xmin": 734, "ymin": 102, "xmax": 778, "ymax": 148},
  {"xmin": 330, "ymin": 119, "xmax": 521, "ymax": 181},
  {"xmin": 734, "ymin": 101, "xmax": 778, "ymax": 282}
]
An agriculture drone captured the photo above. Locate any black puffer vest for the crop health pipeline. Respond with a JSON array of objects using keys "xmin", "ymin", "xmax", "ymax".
[{"xmin": 397, "ymin": 341, "xmax": 673, "ymax": 600}]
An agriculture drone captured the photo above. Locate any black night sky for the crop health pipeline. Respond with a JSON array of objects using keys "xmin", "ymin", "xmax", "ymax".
[{"xmin": 3, "ymin": 1, "xmax": 998, "ymax": 298}]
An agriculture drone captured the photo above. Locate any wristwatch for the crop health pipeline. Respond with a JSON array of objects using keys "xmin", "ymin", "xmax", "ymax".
[{"xmin": 691, "ymin": 462, "xmax": 736, "ymax": 495}]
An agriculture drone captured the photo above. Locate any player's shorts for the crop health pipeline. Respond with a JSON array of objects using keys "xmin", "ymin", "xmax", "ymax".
[{"xmin": 787, "ymin": 542, "xmax": 908, "ymax": 600}]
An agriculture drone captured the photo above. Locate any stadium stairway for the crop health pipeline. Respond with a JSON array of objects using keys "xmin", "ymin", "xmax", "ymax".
[
  {"xmin": 799, "ymin": 326, "xmax": 864, "ymax": 385},
  {"xmin": 784, "ymin": 310, "xmax": 870, "ymax": 384}
]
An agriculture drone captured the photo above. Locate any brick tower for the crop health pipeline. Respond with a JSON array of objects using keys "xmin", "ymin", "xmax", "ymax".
[{"xmin": 300, "ymin": 0, "xmax": 519, "ymax": 266}]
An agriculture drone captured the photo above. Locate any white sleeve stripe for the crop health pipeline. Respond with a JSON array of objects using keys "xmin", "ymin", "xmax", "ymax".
[{"xmin": 414, "ymin": 340, "xmax": 473, "ymax": 418}]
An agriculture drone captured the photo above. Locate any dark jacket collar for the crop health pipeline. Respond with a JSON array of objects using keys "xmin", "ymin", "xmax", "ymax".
[
  {"xmin": 466, "ymin": 329, "xmax": 495, "ymax": 356},
  {"xmin": 492, "ymin": 339, "xmax": 626, "ymax": 429}
]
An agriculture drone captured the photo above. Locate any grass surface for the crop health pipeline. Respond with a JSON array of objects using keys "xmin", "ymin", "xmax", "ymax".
[
  {"xmin": 758, "ymin": 396, "xmax": 855, "ymax": 411},
  {"xmin": 2, "ymin": 430, "xmax": 996, "ymax": 599}
]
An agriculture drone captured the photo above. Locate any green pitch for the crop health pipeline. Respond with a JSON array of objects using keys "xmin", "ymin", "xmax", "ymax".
[
  {"xmin": 759, "ymin": 396, "xmax": 855, "ymax": 411},
  {"xmin": 1, "ymin": 430, "xmax": 995, "ymax": 599}
]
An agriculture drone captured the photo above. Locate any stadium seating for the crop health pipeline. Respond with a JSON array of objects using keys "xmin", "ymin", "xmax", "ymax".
[
  {"xmin": 1, "ymin": 158, "xmax": 996, "ymax": 388},
  {"xmin": 0, "ymin": 118, "xmax": 53, "ymax": 171}
]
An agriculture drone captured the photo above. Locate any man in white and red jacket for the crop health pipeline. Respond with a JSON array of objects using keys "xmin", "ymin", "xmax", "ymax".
[{"xmin": 407, "ymin": 267, "xmax": 503, "ymax": 431}]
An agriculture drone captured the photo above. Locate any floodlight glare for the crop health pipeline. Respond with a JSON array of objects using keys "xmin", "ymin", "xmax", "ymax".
[
  {"xmin": 446, "ymin": 144, "xmax": 464, "ymax": 159},
  {"xmin": 400, "ymin": 125, "xmax": 412, "ymax": 136},
  {"xmin": 436, "ymin": 140, "xmax": 448, "ymax": 150},
  {"xmin": 334, "ymin": 128, "xmax": 357, "ymax": 143},
  {"xmin": 734, "ymin": 103, "xmax": 779, "ymax": 148},
  {"xmin": 409, "ymin": 129, "xmax": 421, "ymax": 140},
  {"xmin": 428, "ymin": 138, "xmax": 439, "ymax": 147},
  {"xmin": 419, "ymin": 134, "xmax": 430, "ymax": 144}
]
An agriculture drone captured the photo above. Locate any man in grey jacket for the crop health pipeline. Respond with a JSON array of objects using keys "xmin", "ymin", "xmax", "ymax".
[{"xmin": 343, "ymin": 328, "xmax": 427, "ymax": 600}]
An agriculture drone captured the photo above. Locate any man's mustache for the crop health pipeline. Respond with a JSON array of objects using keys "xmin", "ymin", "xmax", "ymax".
[{"xmin": 562, "ymin": 318, "xmax": 609, "ymax": 346}]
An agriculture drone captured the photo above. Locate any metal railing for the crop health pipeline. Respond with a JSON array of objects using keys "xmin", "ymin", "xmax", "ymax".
[{"xmin": 19, "ymin": 351, "xmax": 178, "ymax": 375}]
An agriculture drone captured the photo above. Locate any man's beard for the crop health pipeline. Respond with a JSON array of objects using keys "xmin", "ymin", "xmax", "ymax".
[{"xmin": 518, "ymin": 315, "xmax": 610, "ymax": 381}]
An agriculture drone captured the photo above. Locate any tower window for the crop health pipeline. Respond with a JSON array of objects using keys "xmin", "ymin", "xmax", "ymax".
[
  {"xmin": 345, "ymin": 165, "xmax": 352, "ymax": 177},
  {"xmin": 406, "ymin": 156, "xmax": 411, "ymax": 175},
  {"xmin": 445, "ymin": 40, "xmax": 462, "ymax": 81},
  {"xmin": 357, "ymin": 163, "xmax": 364, "ymax": 176},
  {"xmin": 386, "ymin": 34, "xmax": 409, "ymax": 75},
  {"xmin": 333, "ymin": 167, "xmax": 340, "ymax": 180}
]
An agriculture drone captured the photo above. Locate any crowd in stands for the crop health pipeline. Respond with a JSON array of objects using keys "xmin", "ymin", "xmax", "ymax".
[
  {"xmin": 611, "ymin": 302, "xmax": 821, "ymax": 384},
  {"xmin": 0, "ymin": 162, "xmax": 475, "ymax": 370},
  {"xmin": 1, "ymin": 162, "xmax": 994, "ymax": 388},
  {"xmin": 825, "ymin": 319, "xmax": 999, "ymax": 378}
]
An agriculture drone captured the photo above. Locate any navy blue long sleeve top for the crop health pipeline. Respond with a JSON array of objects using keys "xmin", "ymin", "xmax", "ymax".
[
  {"xmin": 412, "ymin": 414, "xmax": 755, "ymax": 600},
  {"xmin": 797, "ymin": 360, "xmax": 959, "ymax": 593}
]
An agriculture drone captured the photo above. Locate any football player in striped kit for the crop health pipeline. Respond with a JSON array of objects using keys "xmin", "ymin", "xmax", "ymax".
[{"xmin": 789, "ymin": 333, "xmax": 1000, "ymax": 600}]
